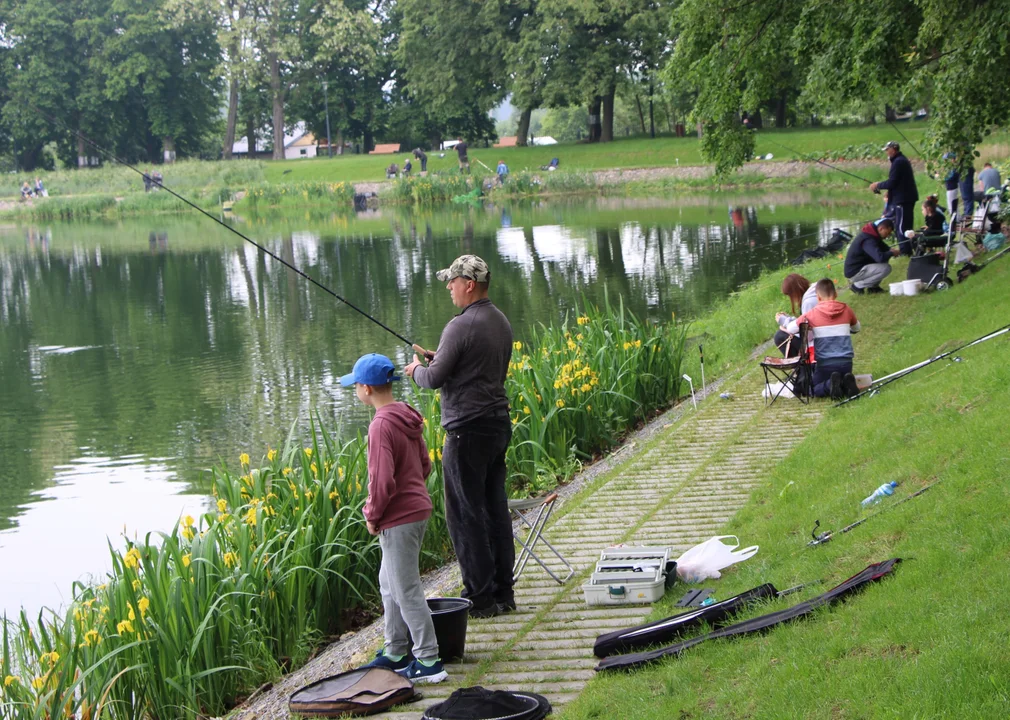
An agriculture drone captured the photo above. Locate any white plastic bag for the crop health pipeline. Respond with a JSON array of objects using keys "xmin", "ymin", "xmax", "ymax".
[{"xmin": 675, "ymin": 535, "xmax": 758, "ymax": 583}]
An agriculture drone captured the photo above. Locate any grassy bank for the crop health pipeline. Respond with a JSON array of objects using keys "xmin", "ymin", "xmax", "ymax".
[
  {"xmin": 0, "ymin": 300, "xmax": 686, "ymax": 719},
  {"xmin": 562, "ymin": 247, "xmax": 1010, "ymax": 717},
  {"xmin": 5, "ymin": 122, "xmax": 1008, "ymax": 211}
]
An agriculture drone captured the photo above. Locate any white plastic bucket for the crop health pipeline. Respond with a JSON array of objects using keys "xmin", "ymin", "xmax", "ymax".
[
  {"xmin": 889, "ymin": 283, "xmax": 905, "ymax": 296},
  {"xmin": 903, "ymin": 279, "xmax": 922, "ymax": 296}
]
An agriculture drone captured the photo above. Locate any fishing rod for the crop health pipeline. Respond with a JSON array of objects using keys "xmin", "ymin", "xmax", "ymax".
[
  {"xmin": 807, "ymin": 480, "xmax": 940, "ymax": 547},
  {"xmin": 887, "ymin": 121, "xmax": 922, "ymax": 158},
  {"xmin": 765, "ymin": 138, "xmax": 877, "ymax": 185},
  {"xmin": 836, "ymin": 322, "xmax": 1010, "ymax": 406},
  {"xmin": 28, "ymin": 102, "xmax": 416, "ymax": 348}
]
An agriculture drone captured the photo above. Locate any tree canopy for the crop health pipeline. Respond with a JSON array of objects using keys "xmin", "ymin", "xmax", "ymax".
[{"xmin": 0, "ymin": 0, "xmax": 1008, "ymax": 170}]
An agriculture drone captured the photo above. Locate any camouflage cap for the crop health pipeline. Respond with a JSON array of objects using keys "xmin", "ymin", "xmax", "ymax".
[{"xmin": 435, "ymin": 254, "xmax": 490, "ymax": 283}]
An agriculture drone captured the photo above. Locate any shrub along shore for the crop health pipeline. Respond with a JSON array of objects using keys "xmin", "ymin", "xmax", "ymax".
[{"xmin": 0, "ymin": 298, "xmax": 686, "ymax": 719}]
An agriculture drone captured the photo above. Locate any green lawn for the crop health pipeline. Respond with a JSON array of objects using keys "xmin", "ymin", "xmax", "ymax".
[
  {"xmin": 5, "ymin": 122, "xmax": 1007, "ymax": 204},
  {"xmin": 561, "ymin": 253, "xmax": 1010, "ymax": 718},
  {"xmin": 264, "ymin": 123, "xmax": 946, "ymax": 184}
]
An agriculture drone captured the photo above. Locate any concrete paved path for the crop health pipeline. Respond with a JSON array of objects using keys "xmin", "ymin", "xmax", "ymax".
[{"xmin": 235, "ymin": 373, "xmax": 823, "ymax": 718}]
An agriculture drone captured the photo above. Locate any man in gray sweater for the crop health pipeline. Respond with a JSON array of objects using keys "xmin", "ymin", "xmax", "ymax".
[{"xmin": 405, "ymin": 255, "xmax": 515, "ymax": 618}]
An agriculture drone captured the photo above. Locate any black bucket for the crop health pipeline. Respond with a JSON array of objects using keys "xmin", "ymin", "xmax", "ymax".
[{"xmin": 426, "ymin": 597, "xmax": 472, "ymax": 661}]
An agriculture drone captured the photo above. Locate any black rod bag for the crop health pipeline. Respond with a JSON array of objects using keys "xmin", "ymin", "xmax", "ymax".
[
  {"xmin": 593, "ymin": 583, "xmax": 778, "ymax": 658},
  {"xmin": 596, "ymin": 558, "xmax": 900, "ymax": 672}
]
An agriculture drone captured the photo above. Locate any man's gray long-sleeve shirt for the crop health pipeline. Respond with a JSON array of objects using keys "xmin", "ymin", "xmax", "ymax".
[{"xmin": 412, "ymin": 298, "xmax": 513, "ymax": 429}]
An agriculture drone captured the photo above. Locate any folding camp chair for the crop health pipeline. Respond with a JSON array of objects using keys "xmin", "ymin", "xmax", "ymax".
[
  {"xmin": 760, "ymin": 321, "xmax": 812, "ymax": 406},
  {"xmin": 509, "ymin": 492, "xmax": 574, "ymax": 584}
]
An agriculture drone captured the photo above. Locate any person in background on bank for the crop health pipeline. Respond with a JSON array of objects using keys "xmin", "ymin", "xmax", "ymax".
[
  {"xmin": 496, "ymin": 159, "xmax": 509, "ymax": 186},
  {"xmin": 404, "ymin": 255, "xmax": 515, "ymax": 619},
  {"xmin": 942, "ymin": 154, "xmax": 960, "ymax": 216},
  {"xmin": 34, "ymin": 177, "xmax": 46, "ymax": 197},
  {"xmin": 979, "ymin": 162, "xmax": 1002, "ymax": 211},
  {"xmin": 869, "ymin": 141, "xmax": 918, "ymax": 254},
  {"xmin": 773, "ymin": 273, "xmax": 817, "ymax": 358},
  {"xmin": 21, "ymin": 181, "xmax": 33, "ymax": 200},
  {"xmin": 386, "ymin": 162, "xmax": 399, "ymax": 179},
  {"xmin": 921, "ymin": 195, "xmax": 946, "ymax": 235},
  {"xmin": 844, "ymin": 218, "xmax": 900, "ymax": 294},
  {"xmin": 959, "ymin": 162, "xmax": 975, "ymax": 217},
  {"xmin": 455, "ymin": 139, "xmax": 469, "ymax": 174},
  {"xmin": 342, "ymin": 353, "xmax": 447, "ymax": 684},
  {"xmin": 781, "ymin": 278, "xmax": 861, "ymax": 400},
  {"xmin": 413, "ymin": 147, "xmax": 427, "ymax": 173},
  {"xmin": 403, "ymin": 158, "xmax": 412, "ymax": 176}
]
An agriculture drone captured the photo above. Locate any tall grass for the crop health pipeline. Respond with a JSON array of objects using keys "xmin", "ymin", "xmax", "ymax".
[
  {"xmin": 240, "ymin": 181, "xmax": 355, "ymax": 210},
  {"xmin": 387, "ymin": 169, "xmax": 596, "ymax": 206},
  {"xmin": 0, "ymin": 299, "xmax": 688, "ymax": 719}
]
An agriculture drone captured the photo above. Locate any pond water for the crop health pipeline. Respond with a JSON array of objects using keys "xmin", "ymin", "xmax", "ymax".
[{"xmin": 0, "ymin": 191, "xmax": 877, "ymax": 618}]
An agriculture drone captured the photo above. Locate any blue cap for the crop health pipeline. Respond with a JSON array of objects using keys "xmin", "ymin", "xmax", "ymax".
[{"xmin": 339, "ymin": 353, "xmax": 400, "ymax": 387}]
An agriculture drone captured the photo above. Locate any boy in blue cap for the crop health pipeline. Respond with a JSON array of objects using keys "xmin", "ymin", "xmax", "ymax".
[{"xmin": 341, "ymin": 353, "xmax": 446, "ymax": 684}]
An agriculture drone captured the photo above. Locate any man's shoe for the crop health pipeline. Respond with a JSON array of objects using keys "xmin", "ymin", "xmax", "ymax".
[
  {"xmin": 497, "ymin": 599, "xmax": 517, "ymax": 614},
  {"xmin": 842, "ymin": 373, "xmax": 859, "ymax": 398},
  {"xmin": 865, "ymin": 286, "xmax": 885, "ymax": 294},
  {"xmin": 363, "ymin": 647, "xmax": 411, "ymax": 671},
  {"xmin": 397, "ymin": 658, "xmax": 448, "ymax": 684},
  {"xmin": 829, "ymin": 372, "xmax": 843, "ymax": 400},
  {"xmin": 469, "ymin": 602, "xmax": 500, "ymax": 619},
  {"xmin": 850, "ymin": 285, "xmax": 866, "ymax": 295}
]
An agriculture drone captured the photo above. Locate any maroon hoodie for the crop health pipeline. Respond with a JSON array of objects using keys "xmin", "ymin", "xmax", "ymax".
[{"xmin": 364, "ymin": 402, "xmax": 433, "ymax": 530}]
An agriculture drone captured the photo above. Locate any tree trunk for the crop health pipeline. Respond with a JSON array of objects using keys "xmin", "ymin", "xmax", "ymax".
[
  {"xmin": 77, "ymin": 134, "xmax": 88, "ymax": 168},
  {"xmin": 163, "ymin": 136, "xmax": 176, "ymax": 164},
  {"xmin": 884, "ymin": 105, "xmax": 897, "ymax": 122},
  {"xmin": 222, "ymin": 78, "xmax": 239, "ymax": 159},
  {"xmin": 246, "ymin": 114, "xmax": 256, "ymax": 158},
  {"xmin": 696, "ymin": 121, "xmax": 704, "ymax": 139},
  {"xmin": 270, "ymin": 54, "xmax": 285, "ymax": 160},
  {"xmin": 516, "ymin": 107, "xmax": 533, "ymax": 147},
  {"xmin": 335, "ymin": 128, "xmax": 344, "ymax": 155},
  {"xmin": 588, "ymin": 97, "xmax": 602, "ymax": 142},
  {"xmin": 633, "ymin": 90, "xmax": 646, "ymax": 135},
  {"xmin": 751, "ymin": 109, "xmax": 763, "ymax": 129},
  {"xmin": 649, "ymin": 82, "xmax": 655, "ymax": 139},
  {"xmin": 601, "ymin": 88, "xmax": 615, "ymax": 142},
  {"xmin": 775, "ymin": 93, "xmax": 787, "ymax": 128},
  {"xmin": 364, "ymin": 128, "xmax": 374, "ymax": 152}
]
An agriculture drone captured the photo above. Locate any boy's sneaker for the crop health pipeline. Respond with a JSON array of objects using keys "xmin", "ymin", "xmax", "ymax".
[
  {"xmin": 497, "ymin": 599, "xmax": 517, "ymax": 614},
  {"xmin": 363, "ymin": 647, "xmax": 412, "ymax": 672},
  {"xmin": 842, "ymin": 373, "xmax": 860, "ymax": 398},
  {"xmin": 829, "ymin": 372, "xmax": 843, "ymax": 400},
  {"xmin": 398, "ymin": 658, "xmax": 448, "ymax": 684}
]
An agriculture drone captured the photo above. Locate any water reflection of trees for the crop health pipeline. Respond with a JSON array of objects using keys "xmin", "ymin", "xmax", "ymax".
[{"xmin": 0, "ymin": 209, "xmax": 856, "ymax": 534}]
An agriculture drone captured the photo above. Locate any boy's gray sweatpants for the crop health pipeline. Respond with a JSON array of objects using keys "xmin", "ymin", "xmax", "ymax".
[{"xmin": 379, "ymin": 519, "xmax": 439, "ymax": 660}]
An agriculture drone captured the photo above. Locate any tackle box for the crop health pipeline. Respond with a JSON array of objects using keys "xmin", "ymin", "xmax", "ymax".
[{"xmin": 582, "ymin": 546, "xmax": 673, "ymax": 606}]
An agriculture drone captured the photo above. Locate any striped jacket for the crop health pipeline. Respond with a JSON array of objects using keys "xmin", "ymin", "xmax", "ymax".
[{"xmin": 783, "ymin": 300, "xmax": 861, "ymax": 363}]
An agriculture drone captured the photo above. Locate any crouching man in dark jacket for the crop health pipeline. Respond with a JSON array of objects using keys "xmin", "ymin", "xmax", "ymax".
[{"xmin": 845, "ymin": 219, "xmax": 900, "ymax": 294}]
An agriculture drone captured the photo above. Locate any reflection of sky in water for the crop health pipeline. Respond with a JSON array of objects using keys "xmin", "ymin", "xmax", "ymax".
[
  {"xmin": 0, "ymin": 198, "xmax": 875, "ymax": 620},
  {"xmin": 0, "ymin": 453, "xmax": 206, "ymax": 618}
]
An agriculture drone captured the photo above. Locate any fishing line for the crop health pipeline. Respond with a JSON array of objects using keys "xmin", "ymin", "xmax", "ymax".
[
  {"xmin": 887, "ymin": 121, "xmax": 923, "ymax": 158},
  {"xmin": 765, "ymin": 138, "xmax": 876, "ymax": 185},
  {"xmin": 28, "ymin": 102, "xmax": 417, "ymax": 348}
]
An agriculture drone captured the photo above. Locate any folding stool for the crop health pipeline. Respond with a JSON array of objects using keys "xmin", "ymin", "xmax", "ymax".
[{"xmin": 509, "ymin": 492, "xmax": 574, "ymax": 584}]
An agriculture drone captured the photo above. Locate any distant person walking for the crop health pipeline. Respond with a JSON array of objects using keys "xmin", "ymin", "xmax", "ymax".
[
  {"xmin": 869, "ymin": 141, "xmax": 918, "ymax": 255},
  {"xmin": 413, "ymin": 148, "xmax": 427, "ymax": 173},
  {"xmin": 496, "ymin": 159, "xmax": 508, "ymax": 186},
  {"xmin": 404, "ymin": 255, "xmax": 515, "ymax": 618},
  {"xmin": 455, "ymin": 140, "xmax": 469, "ymax": 174}
]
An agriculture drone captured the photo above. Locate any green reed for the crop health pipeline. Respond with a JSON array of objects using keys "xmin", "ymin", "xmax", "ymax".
[{"xmin": 1, "ymin": 300, "xmax": 686, "ymax": 719}]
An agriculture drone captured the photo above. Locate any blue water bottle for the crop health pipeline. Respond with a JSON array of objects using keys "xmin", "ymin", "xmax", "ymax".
[{"xmin": 861, "ymin": 481, "xmax": 898, "ymax": 508}]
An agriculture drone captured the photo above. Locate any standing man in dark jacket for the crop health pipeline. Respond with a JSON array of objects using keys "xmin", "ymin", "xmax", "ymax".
[
  {"xmin": 413, "ymin": 148, "xmax": 428, "ymax": 173},
  {"xmin": 844, "ymin": 219, "xmax": 900, "ymax": 294},
  {"xmin": 405, "ymin": 255, "xmax": 514, "ymax": 618},
  {"xmin": 870, "ymin": 141, "xmax": 918, "ymax": 255}
]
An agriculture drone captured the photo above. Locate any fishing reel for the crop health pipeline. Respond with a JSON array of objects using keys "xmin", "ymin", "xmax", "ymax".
[{"xmin": 807, "ymin": 519, "xmax": 831, "ymax": 547}]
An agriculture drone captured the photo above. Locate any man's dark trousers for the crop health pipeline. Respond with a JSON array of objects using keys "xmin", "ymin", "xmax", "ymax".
[
  {"xmin": 442, "ymin": 415, "xmax": 514, "ymax": 611},
  {"xmin": 894, "ymin": 202, "xmax": 916, "ymax": 255}
]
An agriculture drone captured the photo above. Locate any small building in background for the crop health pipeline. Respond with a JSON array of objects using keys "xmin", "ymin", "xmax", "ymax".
[{"xmin": 231, "ymin": 122, "xmax": 318, "ymax": 160}]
